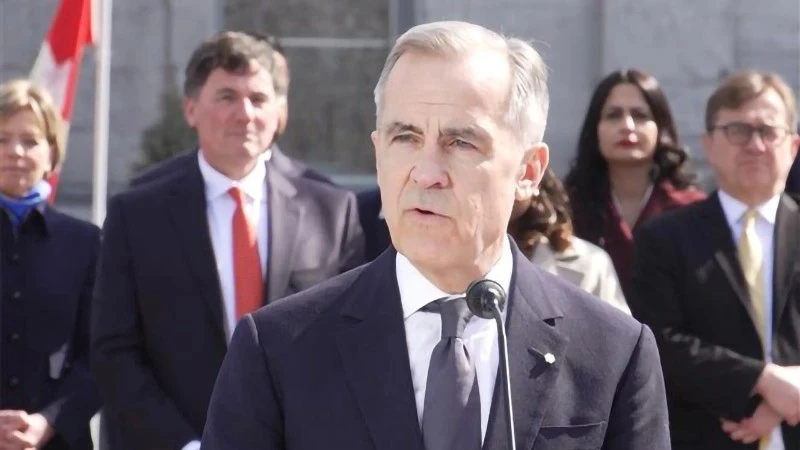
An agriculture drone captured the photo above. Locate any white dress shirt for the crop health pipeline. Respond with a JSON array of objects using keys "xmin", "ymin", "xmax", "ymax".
[
  {"xmin": 718, "ymin": 190, "xmax": 783, "ymax": 450},
  {"xmin": 181, "ymin": 152, "xmax": 270, "ymax": 450},
  {"xmin": 397, "ymin": 237, "xmax": 513, "ymax": 443},
  {"xmin": 198, "ymin": 150, "xmax": 269, "ymax": 339}
]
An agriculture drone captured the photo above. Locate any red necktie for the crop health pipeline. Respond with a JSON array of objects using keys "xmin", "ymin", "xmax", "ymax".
[{"xmin": 229, "ymin": 187, "xmax": 263, "ymax": 319}]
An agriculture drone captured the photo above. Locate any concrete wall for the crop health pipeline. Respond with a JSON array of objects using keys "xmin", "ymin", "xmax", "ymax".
[
  {"xmin": 224, "ymin": 0, "xmax": 390, "ymax": 176},
  {"xmin": 1, "ymin": 0, "xmax": 798, "ymax": 211}
]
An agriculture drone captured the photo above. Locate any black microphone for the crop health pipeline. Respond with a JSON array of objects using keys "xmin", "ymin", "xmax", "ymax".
[{"xmin": 465, "ymin": 279, "xmax": 515, "ymax": 450}]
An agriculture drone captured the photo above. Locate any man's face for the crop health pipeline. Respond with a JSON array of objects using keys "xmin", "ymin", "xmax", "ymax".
[
  {"xmin": 184, "ymin": 62, "xmax": 278, "ymax": 178},
  {"xmin": 372, "ymin": 50, "xmax": 548, "ymax": 285},
  {"xmin": 702, "ymin": 88, "xmax": 799, "ymax": 204}
]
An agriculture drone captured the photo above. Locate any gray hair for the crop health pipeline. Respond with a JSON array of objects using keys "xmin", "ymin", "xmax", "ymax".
[{"xmin": 373, "ymin": 21, "xmax": 550, "ymax": 147}]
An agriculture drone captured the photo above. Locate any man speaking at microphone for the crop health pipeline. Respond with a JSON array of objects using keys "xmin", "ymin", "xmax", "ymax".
[{"xmin": 202, "ymin": 20, "xmax": 670, "ymax": 450}]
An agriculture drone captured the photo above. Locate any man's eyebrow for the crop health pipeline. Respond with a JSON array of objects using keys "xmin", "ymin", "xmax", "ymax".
[
  {"xmin": 440, "ymin": 125, "xmax": 489, "ymax": 142},
  {"xmin": 383, "ymin": 121, "xmax": 424, "ymax": 135},
  {"xmin": 213, "ymin": 87, "xmax": 237, "ymax": 96}
]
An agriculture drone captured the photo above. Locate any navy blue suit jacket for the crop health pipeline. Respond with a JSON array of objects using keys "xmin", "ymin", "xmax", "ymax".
[
  {"xmin": 356, "ymin": 188, "xmax": 390, "ymax": 262},
  {"xmin": 91, "ymin": 155, "xmax": 364, "ymax": 450},
  {"xmin": 201, "ymin": 242, "xmax": 670, "ymax": 449},
  {"xmin": 0, "ymin": 208, "xmax": 102, "ymax": 450}
]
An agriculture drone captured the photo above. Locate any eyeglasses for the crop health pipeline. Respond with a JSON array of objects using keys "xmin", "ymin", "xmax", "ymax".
[{"xmin": 709, "ymin": 122, "xmax": 790, "ymax": 146}]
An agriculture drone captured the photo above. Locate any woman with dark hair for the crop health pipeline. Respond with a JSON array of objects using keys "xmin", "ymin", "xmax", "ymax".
[
  {"xmin": 564, "ymin": 68, "xmax": 706, "ymax": 299},
  {"xmin": 509, "ymin": 168, "xmax": 629, "ymax": 313}
]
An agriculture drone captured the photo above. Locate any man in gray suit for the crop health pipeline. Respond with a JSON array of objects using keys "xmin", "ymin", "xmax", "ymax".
[{"xmin": 91, "ymin": 31, "xmax": 364, "ymax": 450}]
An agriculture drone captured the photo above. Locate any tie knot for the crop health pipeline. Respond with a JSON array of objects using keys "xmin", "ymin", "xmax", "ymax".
[
  {"xmin": 426, "ymin": 297, "xmax": 472, "ymax": 338},
  {"xmin": 741, "ymin": 208, "xmax": 758, "ymax": 226},
  {"xmin": 228, "ymin": 186, "xmax": 245, "ymax": 204}
]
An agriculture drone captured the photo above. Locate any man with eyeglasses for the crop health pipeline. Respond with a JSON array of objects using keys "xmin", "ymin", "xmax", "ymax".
[{"xmin": 628, "ymin": 70, "xmax": 800, "ymax": 450}]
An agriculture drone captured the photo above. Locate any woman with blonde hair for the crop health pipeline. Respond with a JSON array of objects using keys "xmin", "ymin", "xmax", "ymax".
[{"xmin": 0, "ymin": 79, "xmax": 100, "ymax": 450}]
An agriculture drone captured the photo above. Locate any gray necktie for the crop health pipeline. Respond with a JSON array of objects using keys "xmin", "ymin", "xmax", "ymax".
[{"xmin": 422, "ymin": 298, "xmax": 482, "ymax": 450}]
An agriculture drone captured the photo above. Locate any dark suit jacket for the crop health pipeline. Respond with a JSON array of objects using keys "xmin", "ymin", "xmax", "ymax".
[
  {"xmin": 629, "ymin": 192, "xmax": 800, "ymax": 449},
  {"xmin": 786, "ymin": 154, "xmax": 800, "ymax": 196},
  {"xmin": 130, "ymin": 145, "xmax": 334, "ymax": 187},
  {"xmin": 91, "ymin": 154, "xmax": 365, "ymax": 450},
  {"xmin": 0, "ymin": 207, "xmax": 102, "ymax": 450},
  {"xmin": 201, "ymin": 242, "xmax": 670, "ymax": 450},
  {"xmin": 356, "ymin": 188, "xmax": 390, "ymax": 262}
]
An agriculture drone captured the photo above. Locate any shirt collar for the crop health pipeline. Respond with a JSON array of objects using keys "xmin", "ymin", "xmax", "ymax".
[
  {"xmin": 718, "ymin": 189, "xmax": 781, "ymax": 226},
  {"xmin": 197, "ymin": 149, "xmax": 267, "ymax": 202},
  {"xmin": 396, "ymin": 236, "xmax": 514, "ymax": 320}
]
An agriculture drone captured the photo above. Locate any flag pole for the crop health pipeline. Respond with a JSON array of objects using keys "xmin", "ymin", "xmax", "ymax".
[{"xmin": 91, "ymin": 0, "xmax": 111, "ymax": 226}]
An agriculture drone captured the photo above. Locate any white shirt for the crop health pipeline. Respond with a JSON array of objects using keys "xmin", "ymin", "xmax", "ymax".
[
  {"xmin": 197, "ymin": 150, "xmax": 269, "ymax": 339},
  {"xmin": 181, "ymin": 152, "xmax": 269, "ymax": 450},
  {"xmin": 718, "ymin": 190, "xmax": 783, "ymax": 450},
  {"xmin": 397, "ymin": 237, "xmax": 513, "ymax": 443}
]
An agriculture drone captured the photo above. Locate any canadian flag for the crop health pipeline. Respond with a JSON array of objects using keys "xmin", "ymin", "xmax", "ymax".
[{"xmin": 30, "ymin": 0, "xmax": 97, "ymax": 203}]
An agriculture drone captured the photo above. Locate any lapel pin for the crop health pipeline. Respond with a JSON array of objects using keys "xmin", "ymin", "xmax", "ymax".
[{"xmin": 544, "ymin": 353, "xmax": 555, "ymax": 364}]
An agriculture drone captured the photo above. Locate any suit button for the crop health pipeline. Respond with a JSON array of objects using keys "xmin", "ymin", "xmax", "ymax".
[
  {"xmin": 10, "ymin": 291, "xmax": 20, "ymax": 301},
  {"xmin": 8, "ymin": 333, "xmax": 18, "ymax": 343},
  {"xmin": 8, "ymin": 377, "xmax": 18, "ymax": 388},
  {"xmin": 9, "ymin": 253, "xmax": 18, "ymax": 263}
]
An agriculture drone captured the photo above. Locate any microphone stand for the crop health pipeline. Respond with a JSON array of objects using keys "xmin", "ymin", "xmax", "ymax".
[
  {"xmin": 490, "ymin": 297, "xmax": 516, "ymax": 450},
  {"xmin": 466, "ymin": 280, "xmax": 515, "ymax": 450}
]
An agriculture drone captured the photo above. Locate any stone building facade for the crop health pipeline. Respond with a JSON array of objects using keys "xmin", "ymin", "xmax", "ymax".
[{"xmin": 1, "ymin": 0, "xmax": 798, "ymax": 214}]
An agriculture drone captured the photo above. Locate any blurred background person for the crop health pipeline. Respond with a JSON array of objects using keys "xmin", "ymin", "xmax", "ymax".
[
  {"xmin": 91, "ymin": 31, "xmax": 364, "ymax": 450},
  {"xmin": 630, "ymin": 70, "xmax": 800, "ymax": 450},
  {"xmin": 564, "ymin": 68, "xmax": 706, "ymax": 300},
  {"xmin": 0, "ymin": 79, "xmax": 101, "ymax": 450},
  {"xmin": 508, "ymin": 168, "xmax": 628, "ymax": 313},
  {"xmin": 131, "ymin": 31, "xmax": 331, "ymax": 187}
]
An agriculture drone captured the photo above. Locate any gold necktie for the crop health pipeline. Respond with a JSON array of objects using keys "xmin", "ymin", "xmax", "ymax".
[
  {"xmin": 737, "ymin": 209, "xmax": 770, "ymax": 450},
  {"xmin": 738, "ymin": 209, "xmax": 766, "ymax": 345}
]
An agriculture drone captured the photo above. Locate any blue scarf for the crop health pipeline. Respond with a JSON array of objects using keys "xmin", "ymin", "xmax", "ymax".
[{"xmin": 0, "ymin": 180, "xmax": 52, "ymax": 229}]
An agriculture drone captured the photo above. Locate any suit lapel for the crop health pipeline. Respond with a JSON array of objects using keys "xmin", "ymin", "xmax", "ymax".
[
  {"xmin": 336, "ymin": 251, "xmax": 425, "ymax": 450},
  {"xmin": 265, "ymin": 166, "xmax": 301, "ymax": 304},
  {"xmin": 167, "ymin": 155, "xmax": 226, "ymax": 342},
  {"xmin": 772, "ymin": 194, "xmax": 800, "ymax": 328},
  {"xmin": 699, "ymin": 193, "xmax": 760, "ymax": 326},
  {"xmin": 483, "ymin": 248, "xmax": 569, "ymax": 450}
]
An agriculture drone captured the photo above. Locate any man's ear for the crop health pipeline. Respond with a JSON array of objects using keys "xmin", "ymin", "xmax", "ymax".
[
  {"xmin": 183, "ymin": 96, "xmax": 197, "ymax": 128},
  {"xmin": 515, "ymin": 142, "xmax": 549, "ymax": 201}
]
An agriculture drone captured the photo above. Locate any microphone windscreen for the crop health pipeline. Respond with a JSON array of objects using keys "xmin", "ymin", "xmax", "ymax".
[{"xmin": 465, "ymin": 279, "xmax": 506, "ymax": 319}]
